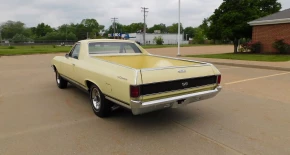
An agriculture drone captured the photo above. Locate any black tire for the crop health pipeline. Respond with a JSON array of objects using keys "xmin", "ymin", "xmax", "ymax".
[
  {"xmin": 55, "ymin": 70, "xmax": 68, "ymax": 89},
  {"xmin": 89, "ymin": 84, "xmax": 112, "ymax": 118}
]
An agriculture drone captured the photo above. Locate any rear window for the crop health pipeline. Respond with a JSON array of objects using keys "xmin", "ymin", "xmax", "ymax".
[{"xmin": 88, "ymin": 42, "xmax": 141, "ymax": 55}]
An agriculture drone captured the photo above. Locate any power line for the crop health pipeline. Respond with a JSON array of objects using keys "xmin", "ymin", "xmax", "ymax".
[
  {"xmin": 111, "ymin": 17, "xmax": 118, "ymax": 39},
  {"xmin": 141, "ymin": 7, "xmax": 149, "ymax": 45}
]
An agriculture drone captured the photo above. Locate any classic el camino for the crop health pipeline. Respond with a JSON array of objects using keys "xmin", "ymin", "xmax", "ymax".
[{"xmin": 51, "ymin": 39, "xmax": 222, "ymax": 117}]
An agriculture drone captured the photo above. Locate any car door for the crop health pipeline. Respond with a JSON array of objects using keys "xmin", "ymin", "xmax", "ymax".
[{"xmin": 61, "ymin": 43, "xmax": 81, "ymax": 81}]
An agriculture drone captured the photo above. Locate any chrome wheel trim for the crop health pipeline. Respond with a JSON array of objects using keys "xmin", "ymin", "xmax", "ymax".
[
  {"xmin": 56, "ymin": 73, "xmax": 60, "ymax": 84},
  {"xmin": 91, "ymin": 88, "xmax": 101, "ymax": 111}
]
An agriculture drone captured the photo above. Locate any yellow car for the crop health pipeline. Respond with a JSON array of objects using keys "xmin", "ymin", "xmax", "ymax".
[{"xmin": 51, "ymin": 39, "xmax": 222, "ymax": 117}]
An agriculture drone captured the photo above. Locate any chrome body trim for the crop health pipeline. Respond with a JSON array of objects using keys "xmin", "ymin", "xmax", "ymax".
[
  {"xmin": 130, "ymin": 86, "xmax": 222, "ymax": 115},
  {"xmin": 135, "ymin": 70, "xmax": 139, "ymax": 85},
  {"xmin": 178, "ymin": 69, "xmax": 186, "ymax": 73},
  {"xmin": 105, "ymin": 96, "xmax": 131, "ymax": 109},
  {"xmin": 148, "ymin": 54, "xmax": 210, "ymax": 64},
  {"xmin": 140, "ymin": 64, "xmax": 212, "ymax": 71},
  {"xmin": 60, "ymin": 74, "xmax": 88, "ymax": 90}
]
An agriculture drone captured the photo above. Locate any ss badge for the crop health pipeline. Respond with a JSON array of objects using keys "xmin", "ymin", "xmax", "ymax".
[{"xmin": 182, "ymin": 82, "xmax": 188, "ymax": 87}]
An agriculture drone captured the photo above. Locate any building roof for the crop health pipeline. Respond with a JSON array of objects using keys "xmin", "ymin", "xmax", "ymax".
[{"xmin": 248, "ymin": 8, "xmax": 290, "ymax": 26}]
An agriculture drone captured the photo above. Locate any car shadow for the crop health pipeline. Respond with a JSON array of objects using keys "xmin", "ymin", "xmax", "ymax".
[{"xmin": 65, "ymin": 83, "xmax": 202, "ymax": 131}]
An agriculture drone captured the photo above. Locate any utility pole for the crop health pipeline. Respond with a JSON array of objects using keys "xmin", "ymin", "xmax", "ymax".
[
  {"xmin": 141, "ymin": 7, "xmax": 149, "ymax": 45},
  {"xmin": 111, "ymin": 17, "xmax": 118, "ymax": 39},
  {"xmin": 0, "ymin": 27, "xmax": 2, "ymax": 44},
  {"xmin": 177, "ymin": 0, "xmax": 181, "ymax": 56}
]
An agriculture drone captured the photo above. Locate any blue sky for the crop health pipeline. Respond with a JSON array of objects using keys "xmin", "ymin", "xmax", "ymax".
[{"xmin": 0, "ymin": 0, "xmax": 289, "ymax": 29}]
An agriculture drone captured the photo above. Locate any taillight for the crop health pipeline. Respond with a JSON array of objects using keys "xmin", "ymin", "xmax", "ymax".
[
  {"xmin": 130, "ymin": 85, "xmax": 140, "ymax": 98},
  {"xmin": 217, "ymin": 75, "xmax": 221, "ymax": 84}
]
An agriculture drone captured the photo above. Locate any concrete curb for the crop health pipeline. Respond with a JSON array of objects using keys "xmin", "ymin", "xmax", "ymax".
[{"xmin": 205, "ymin": 61, "xmax": 290, "ymax": 72}]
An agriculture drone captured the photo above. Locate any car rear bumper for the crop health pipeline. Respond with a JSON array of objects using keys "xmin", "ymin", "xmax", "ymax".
[{"xmin": 131, "ymin": 86, "xmax": 222, "ymax": 115}]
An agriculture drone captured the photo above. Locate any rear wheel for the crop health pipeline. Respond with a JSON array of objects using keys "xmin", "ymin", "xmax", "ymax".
[
  {"xmin": 55, "ymin": 70, "xmax": 68, "ymax": 89},
  {"xmin": 89, "ymin": 84, "xmax": 112, "ymax": 117}
]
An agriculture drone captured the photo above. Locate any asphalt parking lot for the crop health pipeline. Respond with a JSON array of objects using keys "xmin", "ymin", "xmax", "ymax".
[{"xmin": 0, "ymin": 54, "xmax": 290, "ymax": 155}]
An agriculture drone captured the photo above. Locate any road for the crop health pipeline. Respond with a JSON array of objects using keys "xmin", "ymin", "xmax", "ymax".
[{"xmin": 0, "ymin": 53, "xmax": 290, "ymax": 155}]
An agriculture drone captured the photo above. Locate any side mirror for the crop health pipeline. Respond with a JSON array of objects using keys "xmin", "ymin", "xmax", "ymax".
[{"xmin": 65, "ymin": 54, "xmax": 69, "ymax": 58}]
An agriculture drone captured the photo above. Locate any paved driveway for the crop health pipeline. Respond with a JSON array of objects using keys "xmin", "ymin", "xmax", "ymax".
[{"xmin": 0, "ymin": 53, "xmax": 289, "ymax": 155}]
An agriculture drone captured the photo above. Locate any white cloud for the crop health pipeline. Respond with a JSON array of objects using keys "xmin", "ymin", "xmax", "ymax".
[{"xmin": 0, "ymin": 0, "xmax": 289, "ymax": 29}]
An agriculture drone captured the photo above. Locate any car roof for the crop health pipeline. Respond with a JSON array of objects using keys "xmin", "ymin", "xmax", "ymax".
[{"xmin": 78, "ymin": 39, "xmax": 136, "ymax": 44}]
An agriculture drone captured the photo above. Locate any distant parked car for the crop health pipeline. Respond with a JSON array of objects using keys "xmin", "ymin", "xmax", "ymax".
[{"xmin": 135, "ymin": 41, "xmax": 141, "ymax": 45}]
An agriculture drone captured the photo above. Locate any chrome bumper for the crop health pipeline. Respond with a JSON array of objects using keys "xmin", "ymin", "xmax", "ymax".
[{"xmin": 131, "ymin": 86, "xmax": 222, "ymax": 115}]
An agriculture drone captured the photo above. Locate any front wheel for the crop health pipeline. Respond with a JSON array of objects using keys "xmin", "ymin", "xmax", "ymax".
[
  {"xmin": 55, "ymin": 70, "xmax": 68, "ymax": 89},
  {"xmin": 90, "ymin": 84, "xmax": 112, "ymax": 117}
]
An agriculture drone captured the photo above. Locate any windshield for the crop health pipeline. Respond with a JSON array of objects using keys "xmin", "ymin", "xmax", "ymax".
[{"xmin": 88, "ymin": 42, "xmax": 142, "ymax": 55}]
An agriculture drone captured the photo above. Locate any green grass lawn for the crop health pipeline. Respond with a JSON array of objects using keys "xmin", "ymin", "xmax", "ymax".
[
  {"xmin": 0, "ymin": 44, "xmax": 217, "ymax": 56},
  {"xmin": 186, "ymin": 53, "xmax": 290, "ymax": 62},
  {"xmin": 0, "ymin": 45, "xmax": 72, "ymax": 56}
]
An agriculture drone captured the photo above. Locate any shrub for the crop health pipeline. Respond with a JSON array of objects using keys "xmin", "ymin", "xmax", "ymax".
[
  {"xmin": 8, "ymin": 46, "xmax": 15, "ymax": 49},
  {"xmin": 11, "ymin": 34, "xmax": 29, "ymax": 43},
  {"xmin": 240, "ymin": 43, "xmax": 250, "ymax": 52},
  {"xmin": 240, "ymin": 41, "xmax": 261, "ymax": 53},
  {"xmin": 153, "ymin": 36, "xmax": 164, "ymax": 45},
  {"xmin": 52, "ymin": 45, "xmax": 56, "ymax": 48},
  {"xmin": 272, "ymin": 38, "xmax": 290, "ymax": 54},
  {"xmin": 249, "ymin": 41, "xmax": 262, "ymax": 53}
]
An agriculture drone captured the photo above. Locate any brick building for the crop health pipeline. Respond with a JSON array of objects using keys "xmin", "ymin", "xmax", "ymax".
[{"xmin": 248, "ymin": 8, "xmax": 290, "ymax": 53}]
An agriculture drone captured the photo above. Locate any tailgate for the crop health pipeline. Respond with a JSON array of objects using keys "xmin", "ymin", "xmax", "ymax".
[{"xmin": 139, "ymin": 65, "xmax": 218, "ymax": 97}]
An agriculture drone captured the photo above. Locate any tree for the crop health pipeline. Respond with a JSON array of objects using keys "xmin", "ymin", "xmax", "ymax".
[
  {"xmin": 107, "ymin": 23, "xmax": 123, "ymax": 34},
  {"xmin": 183, "ymin": 27, "xmax": 196, "ymax": 40},
  {"xmin": 199, "ymin": 18, "xmax": 209, "ymax": 37},
  {"xmin": 81, "ymin": 18, "xmax": 101, "ymax": 37},
  {"xmin": 122, "ymin": 25, "xmax": 131, "ymax": 33},
  {"xmin": 99, "ymin": 25, "xmax": 105, "ymax": 31},
  {"xmin": 128, "ymin": 23, "xmax": 144, "ymax": 33},
  {"xmin": 118, "ymin": 23, "xmax": 145, "ymax": 33},
  {"xmin": 257, "ymin": 0, "xmax": 282, "ymax": 17},
  {"xmin": 193, "ymin": 28, "xmax": 206, "ymax": 44},
  {"xmin": 11, "ymin": 34, "xmax": 30, "ymax": 43},
  {"xmin": 40, "ymin": 31, "xmax": 77, "ymax": 41},
  {"xmin": 34, "ymin": 23, "xmax": 53, "ymax": 37},
  {"xmin": 81, "ymin": 19, "xmax": 99, "ymax": 28},
  {"xmin": 22, "ymin": 28, "xmax": 33, "ymax": 38},
  {"xmin": 75, "ymin": 24, "xmax": 88, "ymax": 40},
  {"xmin": 66, "ymin": 32, "xmax": 78, "ymax": 40},
  {"xmin": 167, "ymin": 23, "xmax": 183, "ymax": 33},
  {"xmin": 148, "ymin": 23, "xmax": 167, "ymax": 33},
  {"xmin": 207, "ymin": 0, "xmax": 281, "ymax": 53},
  {"xmin": 0, "ymin": 20, "xmax": 26, "ymax": 39}
]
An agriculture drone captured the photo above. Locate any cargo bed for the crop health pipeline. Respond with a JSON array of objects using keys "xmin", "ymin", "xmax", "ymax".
[{"xmin": 94, "ymin": 55, "xmax": 203, "ymax": 69}]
